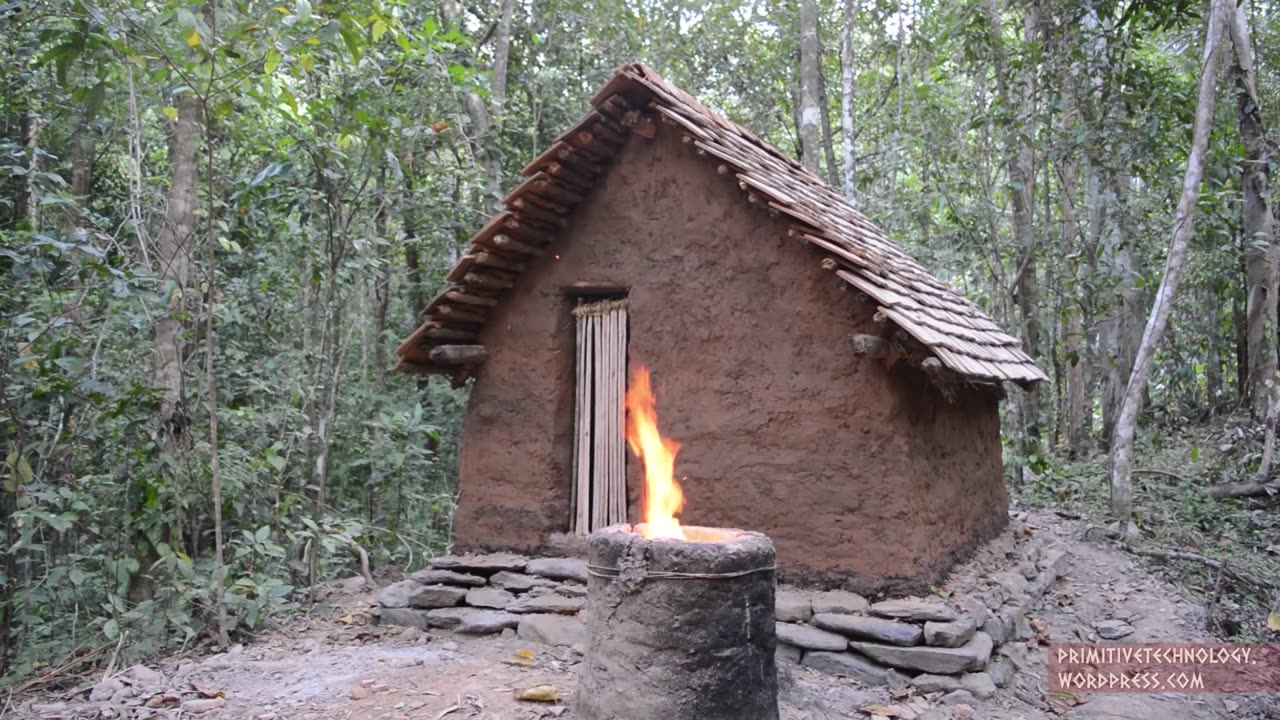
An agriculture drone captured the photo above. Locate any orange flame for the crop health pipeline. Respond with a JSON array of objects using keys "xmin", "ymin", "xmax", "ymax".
[{"xmin": 624, "ymin": 366, "xmax": 686, "ymax": 540}]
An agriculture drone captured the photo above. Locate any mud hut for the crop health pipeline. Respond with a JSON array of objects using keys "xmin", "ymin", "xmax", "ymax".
[{"xmin": 395, "ymin": 64, "xmax": 1047, "ymax": 594}]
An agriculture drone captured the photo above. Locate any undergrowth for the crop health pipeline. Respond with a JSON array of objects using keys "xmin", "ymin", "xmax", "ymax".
[{"xmin": 1015, "ymin": 412, "xmax": 1280, "ymax": 641}]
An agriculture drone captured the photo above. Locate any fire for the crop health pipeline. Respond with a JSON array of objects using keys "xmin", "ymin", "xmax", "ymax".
[{"xmin": 624, "ymin": 366, "xmax": 686, "ymax": 540}]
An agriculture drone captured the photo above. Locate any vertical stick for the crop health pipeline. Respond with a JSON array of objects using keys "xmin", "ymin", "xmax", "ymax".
[
  {"xmin": 576, "ymin": 311, "xmax": 592, "ymax": 534},
  {"xmin": 614, "ymin": 303, "xmax": 624, "ymax": 520},
  {"xmin": 591, "ymin": 312, "xmax": 604, "ymax": 531},
  {"xmin": 602, "ymin": 309, "xmax": 614, "ymax": 526},
  {"xmin": 571, "ymin": 310, "xmax": 583, "ymax": 533}
]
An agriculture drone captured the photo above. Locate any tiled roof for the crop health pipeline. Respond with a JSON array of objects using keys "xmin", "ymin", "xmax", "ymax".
[{"xmin": 396, "ymin": 63, "xmax": 1047, "ymax": 387}]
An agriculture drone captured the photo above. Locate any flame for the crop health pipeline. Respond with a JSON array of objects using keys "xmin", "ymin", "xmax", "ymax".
[{"xmin": 624, "ymin": 366, "xmax": 686, "ymax": 540}]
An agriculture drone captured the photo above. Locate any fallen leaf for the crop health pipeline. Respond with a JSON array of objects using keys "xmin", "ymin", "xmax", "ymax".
[
  {"xmin": 336, "ymin": 613, "xmax": 355, "ymax": 625},
  {"xmin": 1267, "ymin": 610, "xmax": 1280, "ymax": 632},
  {"xmin": 350, "ymin": 686, "xmax": 370, "ymax": 700},
  {"xmin": 516, "ymin": 649, "xmax": 535, "ymax": 659},
  {"xmin": 516, "ymin": 684, "xmax": 561, "ymax": 702},
  {"xmin": 191, "ymin": 682, "xmax": 224, "ymax": 699},
  {"xmin": 1224, "ymin": 699, "xmax": 1240, "ymax": 712},
  {"xmin": 503, "ymin": 654, "xmax": 536, "ymax": 667},
  {"xmin": 433, "ymin": 705, "xmax": 460, "ymax": 719},
  {"xmin": 145, "ymin": 693, "xmax": 181, "ymax": 709}
]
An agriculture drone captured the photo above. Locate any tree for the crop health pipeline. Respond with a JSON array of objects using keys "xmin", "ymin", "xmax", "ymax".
[
  {"xmin": 1229, "ymin": 0, "xmax": 1279, "ymax": 419},
  {"xmin": 839, "ymin": 0, "xmax": 857, "ymax": 201},
  {"xmin": 798, "ymin": 0, "xmax": 822, "ymax": 173},
  {"xmin": 1110, "ymin": 0, "xmax": 1230, "ymax": 524}
]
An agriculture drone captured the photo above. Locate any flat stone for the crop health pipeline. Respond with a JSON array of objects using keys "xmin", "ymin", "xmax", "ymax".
[
  {"xmin": 993, "ymin": 571, "xmax": 1029, "ymax": 599},
  {"xmin": 555, "ymin": 583, "xmax": 587, "ymax": 597},
  {"xmin": 517, "ymin": 614, "xmax": 586, "ymax": 647},
  {"xmin": 955, "ymin": 596, "xmax": 989, "ymax": 628},
  {"xmin": 961, "ymin": 672, "xmax": 997, "ymax": 699},
  {"xmin": 848, "ymin": 631, "xmax": 993, "ymax": 674},
  {"xmin": 1038, "ymin": 548, "xmax": 1070, "ymax": 575},
  {"xmin": 810, "ymin": 589, "xmax": 869, "ymax": 615},
  {"xmin": 426, "ymin": 607, "xmax": 518, "ymax": 634},
  {"xmin": 431, "ymin": 552, "xmax": 528, "ymax": 574},
  {"xmin": 510, "ymin": 593, "xmax": 585, "ymax": 615},
  {"xmin": 1095, "ymin": 619, "xmax": 1134, "ymax": 640},
  {"xmin": 528, "ymin": 585, "xmax": 555, "ymax": 597},
  {"xmin": 801, "ymin": 651, "xmax": 889, "ymax": 685},
  {"xmin": 777, "ymin": 642, "xmax": 803, "ymax": 664},
  {"xmin": 465, "ymin": 587, "xmax": 515, "ymax": 609},
  {"xmin": 982, "ymin": 612, "xmax": 1011, "ymax": 645},
  {"xmin": 489, "ymin": 571, "xmax": 556, "ymax": 592},
  {"xmin": 408, "ymin": 584, "xmax": 467, "ymax": 609},
  {"xmin": 812, "ymin": 613, "xmax": 922, "ymax": 646},
  {"xmin": 377, "ymin": 579, "xmax": 417, "ymax": 608},
  {"xmin": 911, "ymin": 673, "xmax": 961, "ymax": 693},
  {"xmin": 988, "ymin": 657, "xmax": 1015, "ymax": 687},
  {"xmin": 924, "ymin": 617, "xmax": 976, "ymax": 648},
  {"xmin": 941, "ymin": 689, "xmax": 974, "ymax": 706},
  {"xmin": 870, "ymin": 598, "xmax": 957, "ymax": 622},
  {"xmin": 775, "ymin": 590, "xmax": 813, "ymax": 623},
  {"xmin": 376, "ymin": 607, "xmax": 433, "ymax": 629},
  {"xmin": 776, "ymin": 622, "xmax": 849, "ymax": 652},
  {"xmin": 525, "ymin": 557, "xmax": 589, "ymax": 583},
  {"xmin": 409, "ymin": 569, "xmax": 487, "ymax": 587},
  {"xmin": 1018, "ymin": 562, "xmax": 1039, "ymax": 580}
]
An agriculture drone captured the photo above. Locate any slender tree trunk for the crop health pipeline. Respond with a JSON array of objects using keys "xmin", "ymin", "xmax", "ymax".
[
  {"xmin": 24, "ymin": 107, "xmax": 40, "ymax": 234},
  {"xmin": 1207, "ymin": 283, "xmax": 1223, "ymax": 411},
  {"xmin": 373, "ymin": 162, "xmax": 391, "ymax": 376},
  {"xmin": 839, "ymin": 0, "xmax": 857, "ymax": 201},
  {"xmin": 798, "ymin": 0, "xmax": 822, "ymax": 173},
  {"xmin": 985, "ymin": 0, "xmax": 1041, "ymax": 449},
  {"xmin": 491, "ymin": 0, "xmax": 518, "ymax": 120},
  {"xmin": 1229, "ymin": 1, "xmax": 1280, "ymax": 418},
  {"xmin": 817, "ymin": 36, "xmax": 841, "ymax": 187},
  {"xmin": 1111, "ymin": 0, "xmax": 1229, "ymax": 523},
  {"xmin": 202, "ymin": 96, "xmax": 229, "ymax": 647}
]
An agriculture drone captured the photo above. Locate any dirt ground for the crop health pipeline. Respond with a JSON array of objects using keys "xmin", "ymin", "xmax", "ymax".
[{"xmin": 13, "ymin": 508, "xmax": 1276, "ymax": 720}]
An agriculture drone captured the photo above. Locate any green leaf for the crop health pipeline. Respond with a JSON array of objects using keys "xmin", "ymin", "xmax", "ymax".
[
  {"xmin": 255, "ymin": 525, "xmax": 271, "ymax": 542},
  {"xmin": 371, "ymin": 19, "xmax": 388, "ymax": 42},
  {"xmin": 266, "ymin": 454, "xmax": 286, "ymax": 471},
  {"xmin": 340, "ymin": 26, "xmax": 363, "ymax": 61},
  {"xmin": 294, "ymin": 0, "xmax": 311, "ymax": 21},
  {"xmin": 162, "ymin": 106, "xmax": 178, "ymax": 121},
  {"xmin": 185, "ymin": 28, "xmax": 201, "ymax": 48},
  {"xmin": 103, "ymin": 618, "xmax": 119, "ymax": 640},
  {"xmin": 264, "ymin": 48, "xmax": 281, "ymax": 74}
]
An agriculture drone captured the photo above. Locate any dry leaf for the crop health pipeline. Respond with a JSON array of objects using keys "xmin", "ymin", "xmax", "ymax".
[
  {"xmin": 1224, "ymin": 699, "xmax": 1240, "ymax": 712},
  {"xmin": 336, "ymin": 613, "xmax": 355, "ymax": 625},
  {"xmin": 191, "ymin": 682, "xmax": 224, "ymax": 699},
  {"xmin": 516, "ymin": 684, "xmax": 561, "ymax": 702},
  {"xmin": 1267, "ymin": 610, "xmax": 1280, "ymax": 632},
  {"xmin": 516, "ymin": 649, "xmax": 535, "ymax": 659}
]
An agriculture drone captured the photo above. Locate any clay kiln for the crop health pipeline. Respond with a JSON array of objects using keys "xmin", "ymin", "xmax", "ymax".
[{"xmin": 577, "ymin": 524, "xmax": 778, "ymax": 720}]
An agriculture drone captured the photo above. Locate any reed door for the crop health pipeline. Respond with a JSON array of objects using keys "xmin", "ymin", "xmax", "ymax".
[{"xmin": 571, "ymin": 299, "xmax": 628, "ymax": 534}]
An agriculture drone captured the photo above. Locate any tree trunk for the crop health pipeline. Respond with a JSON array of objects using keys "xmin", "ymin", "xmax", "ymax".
[
  {"xmin": 1229, "ymin": 1, "xmax": 1280, "ymax": 418},
  {"xmin": 816, "ymin": 34, "xmax": 840, "ymax": 187},
  {"xmin": 798, "ymin": 0, "xmax": 822, "ymax": 173},
  {"xmin": 373, "ymin": 161, "xmax": 391, "ymax": 376},
  {"xmin": 986, "ymin": 0, "xmax": 1041, "ymax": 449},
  {"xmin": 839, "ymin": 0, "xmax": 857, "ymax": 201},
  {"xmin": 490, "ymin": 0, "xmax": 518, "ymax": 120},
  {"xmin": 153, "ymin": 93, "xmax": 200, "ymax": 437},
  {"xmin": 1110, "ymin": 0, "xmax": 1229, "ymax": 523},
  {"xmin": 1207, "ymin": 283, "xmax": 1223, "ymax": 411}
]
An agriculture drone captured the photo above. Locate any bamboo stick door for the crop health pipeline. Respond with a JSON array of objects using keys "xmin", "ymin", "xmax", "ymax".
[{"xmin": 571, "ymin": 299, "xmax": 629, "ymax": 534}]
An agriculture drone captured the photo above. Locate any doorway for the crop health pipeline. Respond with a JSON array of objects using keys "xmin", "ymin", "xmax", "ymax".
[{"xmin": 570, "ymin": 297, "xmax": 629, "ymax": 534}]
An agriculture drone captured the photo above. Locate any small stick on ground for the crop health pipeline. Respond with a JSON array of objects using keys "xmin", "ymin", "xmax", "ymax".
[{"xmin": 1132, "ymin": 468, "xmax": 1191, "ymax": 484}]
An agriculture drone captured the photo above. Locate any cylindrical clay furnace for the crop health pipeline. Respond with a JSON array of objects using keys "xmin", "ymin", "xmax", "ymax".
[{"xmin": 576, "ymin": 524, "xmax": 779, "ymax": 720}]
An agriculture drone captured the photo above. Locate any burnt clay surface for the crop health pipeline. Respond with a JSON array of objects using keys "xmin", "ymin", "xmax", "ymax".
[
  {"xmin": 576, "ymin": 526, "xmax": 778, "ymax": 720},
  {"xmin": 450, "ymin": 125, "xmax": 1008, "ymax": 594}
]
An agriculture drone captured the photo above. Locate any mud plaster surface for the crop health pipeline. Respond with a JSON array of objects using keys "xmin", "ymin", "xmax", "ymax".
[{"xmin": 453, "ymin": 124, "xmax": 1007, "ymax": 594}]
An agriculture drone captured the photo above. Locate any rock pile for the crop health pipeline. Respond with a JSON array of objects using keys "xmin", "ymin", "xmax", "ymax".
[
  {"xmin": 373, "ymin": 553, "xmax": 588, "ymax": 648},
  {"xmin": 774, "ymin": 543, "xmax": 1071, "ymax": 697}
]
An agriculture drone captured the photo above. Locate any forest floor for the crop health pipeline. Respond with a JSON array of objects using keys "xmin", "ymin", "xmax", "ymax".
[{"xmin": 12, "ymin": 507, "xmax": 1277, "ymax": 720}]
